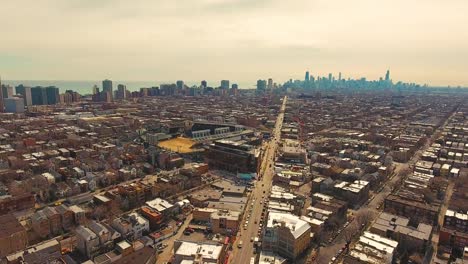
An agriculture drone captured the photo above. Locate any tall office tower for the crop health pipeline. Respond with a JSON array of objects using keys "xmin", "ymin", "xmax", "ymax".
[
  {"xmin": 2, "ymin": 85, "xmax": 14, "ymax": 98},
  {"xmin": 4, "ymin": 97, "xmax": 25, "ymax": 113},
  {"xmin": 201, "ymin": 80, "xmax": 207, "ymax": 88},
  {"xmin": 31, "ymin": 87, "xmax": 48, "ymax": 105},
  {"xmin": 102, "ymin": 79, "xmax": 113, "ymax": 100},
  {"xmin": 45, "ymin": 86, "xmax": 60, "ymax": 105},
  {"xmin": 257, "ymin": 79, "xmax": 267, "ymax": 91},
  {"xmin": 220, "ymin": 80, "xmax": 230, "ymax": 89},
  {"xmin": 16, "ymin": 85, "xmax": 32, "ymax": 106},
  {"xmin": 176, "ymin": 80, "xmax": 184, "ymax": 90},
  {"xmin": 339, "ymin": 72, "xmax": 342, "ymax": 81},
  {"xmin": 117, "ymin": 84, "xmax": 127, "ymax": 99},
  {"xmin": 328, "ymin": 73, "xmax": 333, "ymax": 82},
  {"xmin": 267, "ymin": 78, "xmax": 273, "ymax": 89},
  {"xmin": 92, "ymin": 85, "xmax": 100, "ymax": 95},
  {"xmin": 0, "ymin": 77, "xmax": 3, "ymax": 112},
  {"xmin": 305, "ymin": 71, "xmax": 310, "ymax": 82},
  {"xmin": 385, "ymin": 70, "xmax": 390, "ymax": 81}
]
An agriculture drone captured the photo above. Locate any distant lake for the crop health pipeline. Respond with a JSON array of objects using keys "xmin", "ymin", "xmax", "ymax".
[{"xmin": 3, "ymin": 80, "xmax": 256, "ymax": 95}]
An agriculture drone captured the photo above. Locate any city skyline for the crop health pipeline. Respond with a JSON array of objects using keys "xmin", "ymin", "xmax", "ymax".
[{"xmin": 1, "ymin": 0, "xmax": 467, "ymax": 87}]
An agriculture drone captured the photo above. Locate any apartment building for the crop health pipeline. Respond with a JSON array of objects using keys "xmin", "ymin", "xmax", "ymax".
[
  {"xmin": 76, "ymin": 225, "xmax": 100, "ymax": 259},
  {"xmin": 370, "ymin": 212, "xmax": 432, "ymax": 251},
  {"xmin": 55, "ymin": 204, "xmax": 74, "ymax": 231},
  {"xmin": 0, "ymin": 214, "xmax": 28, "ymax": 257},
  {"xmin": 112, "ymin": 212, "xmax": 149, "ymax": 241},
  {"xmin": 344, "ymin": 232, "xmax": 398, "ymax": 264},
  {"xmin": 262, "ymin": 212, "xmax": 311, "ymax": 260},
  {"xmin": 384, "ymin": 194, "xmax": 439, "ymax": 225},
  {"xmin": 31, "ymin": 210, "xmax": 50, "ymax": 239},
  {"xmin": 42, "ymin": 206, "xmax": 62, "ymax": 236}
]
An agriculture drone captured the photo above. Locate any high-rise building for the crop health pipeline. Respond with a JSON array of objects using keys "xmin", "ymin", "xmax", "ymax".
[
  {"xmin": 328, "ymin": 73, "xmax": 333, "ymax": 82},
  {"xmin": 220, "ymin": 80, "xmax": 230, "ymax": 89},
  {"xmin": 92, "ymin": 85, "xmax": 100, "ymax": 95},
  {"xmin": 0, "ymin": 77, "xmax": 3, "ymax": 112},
  {"xmin": 1, "ymin": 84, "xmax": 14, "ymax": 99},
  {"xmin": 31, "ymin": 87, "xmax": 48, "ymax": 105},
  {"xmin": 268, "ymin": 78, "xmax": 273, "ymax": 89},
  {"xmin": 385, "ymin": 70, "xmax": 390, "ymax": 81},
  {"xmin": 45, "ymin": 86, "xmax": 59, "ymax": 105},
  {"xmin": 62, "ymin": 90, "xmax": 81, "ymax": 104},
  {"xmin": 201, "ymin": 80, "xmax": 207, "ymax": 88},
  {"xmin": 102, "ymin": 79, "xmax": 113, "ymax": 100},
  {"xmin": 339, "ymin": 72, "xmax": 342, "ymax": 81},
  {"xmin": 257, "ymin": 79, "xmax": 267, "ymax": 91},
  {"xmin": 16, "ymin": 85, "xmax": 32, "ymax": 106},
  {"xmin": 4, "ymin": 97, "xmax": 25, "ymax": 113},
  {"xmin": 117, "ymin": 84, "xmax": 127, "ymax": 99},
  {"xmin": 176, "ymin": 80, "xmax": 184, "ymax": 90},
  {"xmin": 305, "ymin": 71, "xmax": 310, "ymax": 82}
]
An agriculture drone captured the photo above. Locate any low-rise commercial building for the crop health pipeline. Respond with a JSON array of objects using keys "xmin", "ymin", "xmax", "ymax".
[
  {"xmin": 173, "ymin": 240, "xmax": 225, "ymax": 264},
  {"xmin": 210, "ymin": 209, "xmax": 240, "ymax": 235}
]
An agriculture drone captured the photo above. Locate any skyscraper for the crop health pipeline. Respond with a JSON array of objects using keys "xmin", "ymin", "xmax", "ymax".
[
  {"xmin": 92, "ymin": 85, "xmax": 100, "ymax": 95},
  {"xmin": 117, "ymin": 84, "xmax": 127, "ymax": 99},
  {"xmin": 4, "ymin": 97, "xmax": 25, "ymax": 113},
  {"xmin": 45, "ymin": 86, "xmax": 60, "ymax": 105},
  {"xmin": 102, "ymin": 79, "xmax": 113, "ymax": 100},
  {"xmin": 220, "ymin": 80, "xmax": 230, "ymax": 89},
  {"xmin": 176, "ymin": 80, "xmax": 184, "ymax": 90},
  {"xmin": 0, "ymin": 77, "xmax": 3, "ymax": 112},
  {"xmin": 385, "ymin": 70, "xmax": 390, "ymax": 81},
  {"xmin": 31, "ymin": 87, "xmax": 48, "ymax": 105},
  {"xmin": 201, "ymin": 80, "xmax": 207, "ymax": 88},
  {"xmin": 16, "ymin": 85, "xmax": 32, "ymax": 106},
  {"xmin": 1, "ymin": 85, "xmax": 14, "ymax": 99},
  {"xmin": 257, "ymin": 79, "xmax": 266, "ymax": 91},
  {"xmin": 267, "ymin": 78, "xmax": 273, "ymax": 89},
  {"xmin": 339, "ymin": 72, "xmax": 342, "ymax": 81},
  {"xmin": 305, "ymin": 71, "xmax": 310, "ymax": 82}
]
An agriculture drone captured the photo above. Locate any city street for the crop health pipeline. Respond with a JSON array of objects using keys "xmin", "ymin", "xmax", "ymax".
[{"xmin": 230, "ymin": 96, "xmax": 287, "ymax": 264}]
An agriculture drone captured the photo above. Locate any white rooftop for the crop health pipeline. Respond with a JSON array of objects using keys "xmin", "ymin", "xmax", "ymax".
[
  {"xmin": 267, "ymin": 211, "xmax": 311, "ymax": 239},
  {"xmin": 175, "ymin": 241, "xmax": 223, "ymax": 261}
]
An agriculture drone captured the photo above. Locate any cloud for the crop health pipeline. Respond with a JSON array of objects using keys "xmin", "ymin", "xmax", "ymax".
[{"xmin": 0, "ymin": 0, "xmax": 467, "ymax": 86}]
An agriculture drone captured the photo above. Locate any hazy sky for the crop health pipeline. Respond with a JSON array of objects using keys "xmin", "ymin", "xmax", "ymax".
[{"xmin": 1, "ymin": 0, "xmax": 467, "ymax": 87}]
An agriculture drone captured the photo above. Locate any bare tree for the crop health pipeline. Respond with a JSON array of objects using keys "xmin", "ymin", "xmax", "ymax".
[
  {"xmin": 355, "ymin": 208, "xmax": 375, "ymax": 228},
  {"xmin": 398, "ymin": 166, "xmax": 412, "ymax": 177},
  {"xmin": 343, "ymin": 222, "xmax": 359, "ymax": 244}
]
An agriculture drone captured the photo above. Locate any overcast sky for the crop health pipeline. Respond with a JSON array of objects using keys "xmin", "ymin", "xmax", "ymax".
[{"xmin": 1, "ymin": 0, "xmax": 467, "ymax": 87}]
